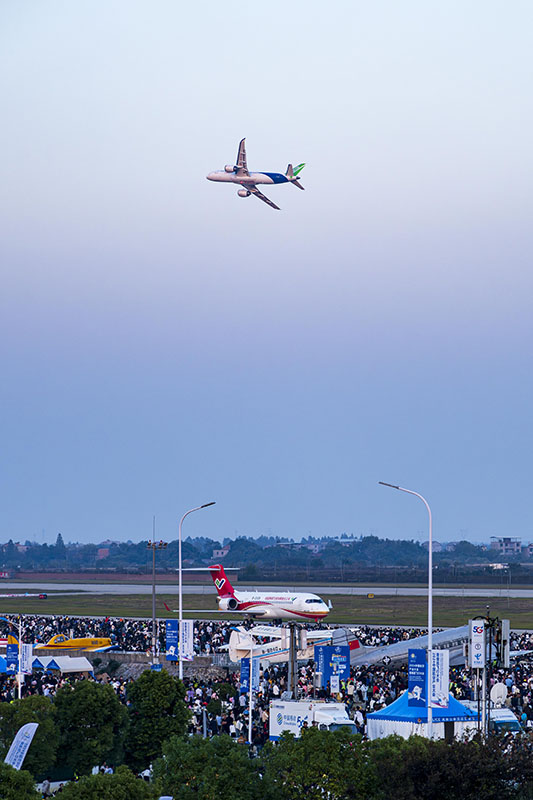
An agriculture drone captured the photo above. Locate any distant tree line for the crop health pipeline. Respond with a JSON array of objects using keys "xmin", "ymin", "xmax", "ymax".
[{"xmin": 1, "ymin": 533, "xmax": 531, "ymax": 584}]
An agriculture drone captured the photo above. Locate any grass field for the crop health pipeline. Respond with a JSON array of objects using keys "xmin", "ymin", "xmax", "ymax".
[{"xmin": 0, "ymin": 592, "xmax": 531, "ymax": 628}]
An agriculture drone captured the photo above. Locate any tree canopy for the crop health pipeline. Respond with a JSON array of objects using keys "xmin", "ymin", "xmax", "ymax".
[
  {"xmin": 54, "ymin": 680, "xmax": 129, "ymax": 775},
  {"xmin": 0, "ymin": 761, "xmax": 40, "ymax": 800},
  {"xmin": 0, "ymin": 694, "xmax": 58, "ymax": 777},
  {"xmin": 125, "ymin": 670, "xmax": 190, "ymax": 772},
  {"xmin": 57, "ymin": 765, "xmax": 157, "ymax": 800},
  {"xmin": 153, "ymin": 734, "xmax": 265, "ymax": 800}
]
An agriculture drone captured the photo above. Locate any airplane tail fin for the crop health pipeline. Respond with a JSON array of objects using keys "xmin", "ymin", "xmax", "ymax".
[
  {"xmin": 286, "ymin": 162, "xmax": 305, "ymax": 190},
  {"xmin": 207, "ymin": 564, "xmax": 236, "ymax": 597}
]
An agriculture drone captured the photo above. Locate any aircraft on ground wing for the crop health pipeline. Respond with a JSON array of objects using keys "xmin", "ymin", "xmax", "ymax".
[
  {"xmin": 228, "ymin": 624, "xmax": 362, "ymax": 665},
  {"xmin": 348, "ymin": 624, "xmax": 533, "ymax": 668},
  {"xmin": 349, "ymin": 625, "xmax": 471, "ymax": 668},
  {"xmin": 206, "ymin": 138, "xmax": 305, "ymax": 210},
  {"xmin": 176, "ymin": 564, "xmax": 330, "ymax": 622}
]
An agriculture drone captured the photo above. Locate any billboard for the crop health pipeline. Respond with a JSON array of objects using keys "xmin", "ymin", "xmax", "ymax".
[
  {"xmin": 469, "ymin": 620, "xmax": 486, "ymax": 669},
  {"xmin": 314, "ymin": 645, "xmax": 350, "ymax": 689}
]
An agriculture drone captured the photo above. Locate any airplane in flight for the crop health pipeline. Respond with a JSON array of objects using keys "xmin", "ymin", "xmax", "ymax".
[
  {"xmin": 177, "ymin": 564, "xmax": 330, "ymax": 622},
  {"xmin": 206, "ymin": 138, "xmax": 305, "ymax": 210}
]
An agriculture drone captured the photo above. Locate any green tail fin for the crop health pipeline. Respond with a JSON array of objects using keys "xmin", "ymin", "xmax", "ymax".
[{"xmin": 293, "ymin": 163, "xmax": 305, "ymax": 177}]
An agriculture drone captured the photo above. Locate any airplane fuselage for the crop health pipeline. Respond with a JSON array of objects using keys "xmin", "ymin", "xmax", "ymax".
[
  {"xmin": 207, "ymin": 171, "xmax": 290, "ymax": 186},
  {"xmin": 217, "ymin": 590, "xmax": 329, "ymax": 621}
]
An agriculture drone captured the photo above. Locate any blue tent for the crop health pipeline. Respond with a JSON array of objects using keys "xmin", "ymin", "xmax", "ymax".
[
  {"xmin": 368, "ymin": 690, "xmax": 479, "ymax": 723},
  {"xmin": 367, "ymin": 690, "xmax": 480, "ymax": 740},
  {"xmin": 0, "ymin": 655, "xmax": 7, "ymax": 674}
]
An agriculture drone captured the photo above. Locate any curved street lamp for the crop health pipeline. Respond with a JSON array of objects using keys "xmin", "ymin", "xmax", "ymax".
[
  {"xmin": 379, "ymin": 482, "xmax": 433, "ymax": 739},
  {"xmin": 178, "ymin": 502, "xmax": 216, "ymax": 679}
]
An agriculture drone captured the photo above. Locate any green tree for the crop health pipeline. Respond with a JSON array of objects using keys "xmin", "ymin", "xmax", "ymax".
[
  {"xmin": 56, "ymin": 765, "xmax": 157, "ymax": 799},
  {"xmin": 261, "ymin": 727, "xmax": 374, "ymax": 800},
  {"xmin": 0, "ymin": 695, "xmax": 58, "ymax": 777},
  {"xmin": 153, "ymin": 734, "xmax": 266, "ymax": 800},
  {"xmin": 125, "ymin": 670, "xmax": 189, "ymax": 771},
  {"xmin": 0, "ymin": 761, "xmax": 40, "ymax": 800},
  {"xmin": 54, "ymin": 680, "xmax": 129, "ymax": 775},
  {"xmin": 367, "ymin": 734, "xmax": 515, "ymax": 800}
]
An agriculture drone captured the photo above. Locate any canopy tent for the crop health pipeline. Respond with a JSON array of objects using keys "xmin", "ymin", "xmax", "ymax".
[
  {"xmin": 367, "ymin": 690, "xmax": 479, "ymax": 741},
  {"xmin": 36, "ymin": 656, "xmax": 93, "ymax": 674}
]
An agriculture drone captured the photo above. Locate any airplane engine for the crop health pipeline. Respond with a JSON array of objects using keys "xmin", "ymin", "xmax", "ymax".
[
  {"xmin": 219, "ymin": 596, "xmax": 239, "ymax": 611},
  {"xmin": 224, "ymin": 165, "xmax": 235, "ymax": 173},
  {"xmin": 237, "ymin": 189, "xmax": 251, "ymax": 198}
]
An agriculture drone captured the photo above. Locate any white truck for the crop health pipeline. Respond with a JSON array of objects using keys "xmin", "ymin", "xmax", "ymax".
[{"xmin": 269, "ymin": 700, "xmax": 357, "ymax": 741}]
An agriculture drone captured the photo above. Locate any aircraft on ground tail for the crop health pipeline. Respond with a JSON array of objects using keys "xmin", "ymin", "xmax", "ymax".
[
  {"xmin": 175, "ymin": 564, "xmax": 330, "ymax": 622},
  {"xmin": 206, "ymin": 138, "xmax": 305, "ymax": 210}
]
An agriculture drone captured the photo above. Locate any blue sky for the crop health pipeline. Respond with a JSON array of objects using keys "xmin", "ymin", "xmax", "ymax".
[{"xmin": 1, "ymin": 1, "xmax": 532, "ymax": 545}]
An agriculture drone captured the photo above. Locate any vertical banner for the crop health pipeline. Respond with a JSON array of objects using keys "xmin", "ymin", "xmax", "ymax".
[
  {"xmin": 180, "ymin": 620, "xmax": 194, "ymax": 662},
  {"xmin": 4, "ymin": 723, "xmax": 39, "ymax": 770},
  {"xmin": 469, "ymin": 620, "xmax": 486, "ymax": 669},
  {"xmin": 251, "ymin": 657, "xmax": 259, "ymax": 691},
  {"xmin": 165, "ymin": 620, "xmax": 178, "ymax": 661},
  {"xmin": 240, "ymin": 657, "xmax": 250, "ymax": 693},
  {"xmin": 313, "ymin": 645, "xmax": 350, "ymax": 689},
  {"xmin": 330, "ymin": 674, "xmax": 340, "ymax": 695},
  {"xmin": 239, "ymin": 657, "xmax": 259, "ymax": 693},
  {"xmin": 20, "ymin": 644, "xmax": 33, "ymax": 675},
  {"xmin": 430, "ymin": 649, "xmax": 449, "ymax": 708},
  {"xmin": 6, "ymin": 643, "xmax": 18, "ymax": 674},
  {"xmin": 408, "ymin": 649, "xmax": 427, "ymax": 707}
]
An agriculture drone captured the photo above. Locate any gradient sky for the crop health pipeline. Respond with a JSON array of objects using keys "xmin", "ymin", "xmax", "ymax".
[{"xmin": 1, "ymin": 1, "xmax": 532, "ymax": 546}]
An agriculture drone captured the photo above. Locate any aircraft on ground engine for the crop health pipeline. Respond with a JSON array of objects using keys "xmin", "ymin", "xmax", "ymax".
[
  {"xmin": 206, "ymin": 138, "xmax": 305, "ymax": 210},
  {"xmin": 177, "ymin": 564, "xmax": 330, "ymax": 622}
]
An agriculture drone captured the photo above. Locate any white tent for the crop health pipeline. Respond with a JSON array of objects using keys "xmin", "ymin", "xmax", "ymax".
[{"xmin": 36, "ymin": 656, "xmax": 93, "ymax": 674}]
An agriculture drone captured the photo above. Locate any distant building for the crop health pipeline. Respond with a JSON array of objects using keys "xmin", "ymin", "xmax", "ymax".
[
  {"xmin": 96, "ymin": 548, "xmax": 110, "ymax": 560},
  {"xmin": 490, "ymin": 537, "xmax": 521, "ymax": 556},
  {"xmin": 421, "ymin": 541, "xmax": 442, "ymax": 552},
  {"xmin": 212, "ymin": 546, "xmax": 230, "ymax": 560}
]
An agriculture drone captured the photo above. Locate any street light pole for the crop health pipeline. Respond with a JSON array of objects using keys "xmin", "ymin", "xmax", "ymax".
[
  {"xmin": 379, "ymin": 481, "xmax": 433, "ymax": 739},
  {"xmin": 178, "ymin": 502, "xmax": 216, "ymax": 680},
  {"xmin": 147, "ymin": 522, "xmax": 167, "ymax": 665}
]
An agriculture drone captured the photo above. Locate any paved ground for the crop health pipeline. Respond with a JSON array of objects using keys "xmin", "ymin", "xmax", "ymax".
[{"xmin": 0, "ymin": 581, "xmax": 527, "ymax": 598}]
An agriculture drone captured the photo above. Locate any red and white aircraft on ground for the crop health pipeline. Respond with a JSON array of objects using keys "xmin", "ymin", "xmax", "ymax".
[{"xmin": 183, "ymin": 564, "xmax": 330, "ymax": 622}]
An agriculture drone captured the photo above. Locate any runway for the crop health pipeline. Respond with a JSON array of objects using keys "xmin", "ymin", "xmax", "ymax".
[{"xmin": 0, "ymin": 581, "xmax": 529, "ymax": 598}]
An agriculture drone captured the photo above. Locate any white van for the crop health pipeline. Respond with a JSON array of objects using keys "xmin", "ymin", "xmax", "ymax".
[{"xmin": 461, "ymin": 701, "xmax": 521, "ymax": 735}]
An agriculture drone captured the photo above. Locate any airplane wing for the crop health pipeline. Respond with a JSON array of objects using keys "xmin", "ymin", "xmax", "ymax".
[
  {"xmin": 248, "ymin": 185, "xmax": 280, "ymax": 210},
  {"xmin": 249, "ymin": 625, "xmax": 285, "ymax": 638},
  {"xmin": 235, "ymin": 138, "xmax": 249, "ymax": 176},
  {"xmin": 171, "ymin": 609, "xmax": 268, "ymax": 616}
]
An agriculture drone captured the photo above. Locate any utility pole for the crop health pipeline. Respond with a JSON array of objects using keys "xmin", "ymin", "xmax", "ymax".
[{"xmin": 147, "ymin": 525, "xmax": 167, "ymax": 665}]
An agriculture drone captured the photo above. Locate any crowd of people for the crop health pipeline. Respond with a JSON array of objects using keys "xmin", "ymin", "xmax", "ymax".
[{"xmin": 2, "ymin": 614, "xmax": 533, "ymax": 746}]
